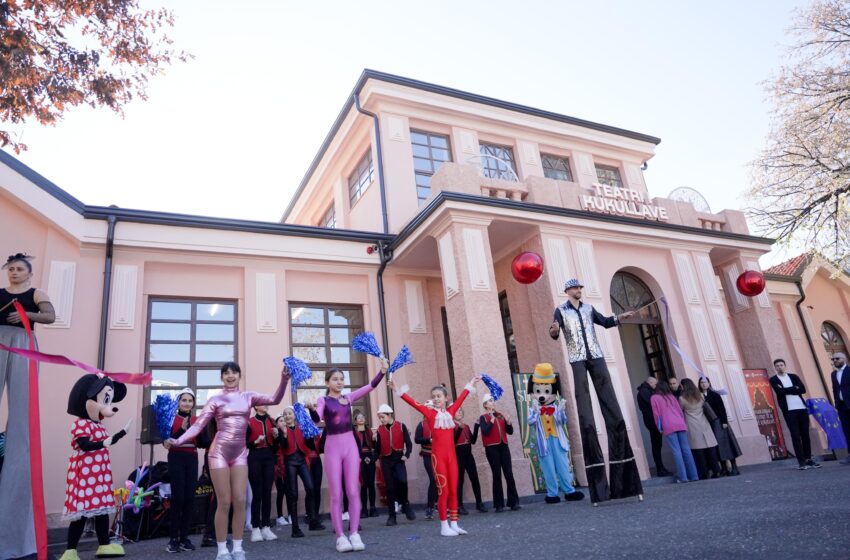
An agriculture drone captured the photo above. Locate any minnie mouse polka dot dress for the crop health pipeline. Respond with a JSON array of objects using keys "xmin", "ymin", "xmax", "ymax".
[{"xmin": 62, "ymin": 419, "xmax": 116, "ymax": 521}]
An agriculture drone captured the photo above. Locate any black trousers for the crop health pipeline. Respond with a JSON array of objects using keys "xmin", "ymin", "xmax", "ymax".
[
  {"xmin": 456, "ymin": 444, "xmax": 483, "ymax": 506},
  {"xmin": 285, "ymin": 454, "xmax": 316, "ymax": 529},
  {"xmin": 248, "ymin": 448, "xmax": 275, "ymax": 528},
  {"xmin": 168, "ymin": 451, "xmax": 198, "ymax": 540},
  {"xmin": 485, "ymin": 444, "xmax": 518, "ymax": 508},
  {"xmin": 837, "ymin": 404, "xmax": 850, "ymax": 453},
  {"xmin": 641, "ymin": 414, "xmax": 666, "ymax": 473},
  {"xmin": 571, "ymin": 358, "xmax": 642, "ymax": 502},
  {"xmin": 381, "ymin": 454, "xmax": 409, "ymax": 514},
  {"xmin": 275, "ymin": 478, "xmax": 288, "ymax": 519},
  {"xmin": 692, "ymin": 446, "xmax": 721, "ymax": 479},
  {"xmin": 360, "ymin": 459, "xmax": 376, "ymax": 510},
  {"xmin": 309, "ymin": 457, "xmax": 323, "ymax": 520},
  {"xmin": 421, "ymin": 455, "xmax": 437, "ymax": 509},
  {"xmin": 783, "ymin": 409, "xmax": 813, "ymax": 466},
  {"xmin": 68, "ymin": 515, "xmax": 109, "ymax": 549}
]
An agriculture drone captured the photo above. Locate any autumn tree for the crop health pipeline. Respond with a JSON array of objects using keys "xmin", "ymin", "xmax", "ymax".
[
  {"xmin": 0, "ymin": 0, "xmax": 187, "ymax": 152},
  {"xmin": 749, "ymin": 0, "xmax": 850, "ymax": 269}
]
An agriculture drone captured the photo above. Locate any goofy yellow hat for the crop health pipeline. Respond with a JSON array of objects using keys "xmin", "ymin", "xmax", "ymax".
[{"xmin": 532, "ymin": 363, "xmax": 556, "ymax": 384}]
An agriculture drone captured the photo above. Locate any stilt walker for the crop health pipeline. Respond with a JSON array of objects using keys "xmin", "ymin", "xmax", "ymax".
[{"xmin": 549, "ymin": 278, "xmax": 643, "ymax": 505}]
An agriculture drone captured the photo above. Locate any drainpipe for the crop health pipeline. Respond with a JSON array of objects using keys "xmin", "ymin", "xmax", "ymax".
[
  {"xmin": 376, "ymin": 240, "xmax": 394, "ymax": 407},
  {"xmin": 794, "ymin": 280, "xmax": 831, "ymax": 404},
  {"xmin": 97, "ymin": 215, "xmax": 117, "ymax": 370},
  {"xmin": 354, "ymin": 93, "xmax": 389, "ymax": 235}
]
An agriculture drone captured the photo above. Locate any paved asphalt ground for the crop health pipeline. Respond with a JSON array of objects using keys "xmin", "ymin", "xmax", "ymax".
[{"xmin": 56, "ymin": 459, "xmax": 849, "ymax": 560}]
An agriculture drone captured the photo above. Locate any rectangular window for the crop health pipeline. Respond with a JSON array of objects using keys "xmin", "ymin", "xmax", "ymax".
[
  {"xmin": 595, "ymin": 164, "xmax": 623, "ymax": 188},
  {"xmin": 289, "ymin": 304, "xmax": 369, "ymax": 416},
  {"xmin": 411, "ymin": 130, "xmax": 452, "ymax": 206},
  {"xmin": 321, "ymin": 204, "xmax": 336, "ymax": 229},
  {"xmin": 479, "ymin": 142, "xmax": 517, "ymax": 181},
  {"xmin": 145, "ymin": 298, "xmax": 238, "ymax": 413},
  {"xmin": 348, "ymin": 150, "xmax": 374, "ymax": 205},
  {"xmin": 541, "ymin": 153, "xmax": 573, "ymax": 182}
]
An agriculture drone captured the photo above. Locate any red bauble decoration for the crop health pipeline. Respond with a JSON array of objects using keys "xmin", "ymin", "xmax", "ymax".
[
  {"xmin": 736, "ymin": 270, "xmax": 765, "ymax": 297},
  {"xmin": 511, "ymin": 251, "xmax": 544, "ymax": 284}
]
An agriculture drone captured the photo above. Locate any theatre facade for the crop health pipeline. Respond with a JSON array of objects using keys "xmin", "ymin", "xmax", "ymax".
[{"xmin": 0, "ymin": 70, "xmax": 840, "ymax": 523}]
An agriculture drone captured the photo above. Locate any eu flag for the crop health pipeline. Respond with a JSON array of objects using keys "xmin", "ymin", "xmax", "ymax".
[{"xmin": 807, "ymin": 398, "xmax": 847, "ymax": 450}]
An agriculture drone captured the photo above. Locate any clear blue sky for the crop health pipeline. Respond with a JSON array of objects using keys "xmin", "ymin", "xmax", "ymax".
[{"xmin": 8, "ymin": 0, "xmax": 805, "ymax": 244}]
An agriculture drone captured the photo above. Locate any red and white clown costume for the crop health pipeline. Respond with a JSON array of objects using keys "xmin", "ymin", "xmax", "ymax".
[{"xmin": 394, "ymin": 381, "xmax": 475, "ymax": 537}]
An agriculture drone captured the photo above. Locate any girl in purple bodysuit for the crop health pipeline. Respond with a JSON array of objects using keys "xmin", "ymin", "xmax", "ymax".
[
  {"xmin": 166, "ymin": 362, "xmax": 290, "ymax": 560},
  {"xmin": 317, "ymin": 358, "xmax": 387, "ymax": 553}
]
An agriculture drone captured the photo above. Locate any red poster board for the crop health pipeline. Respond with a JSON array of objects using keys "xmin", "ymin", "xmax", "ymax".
[{"xmin": 743, "ymin": 369, "xmax": 788, "ymax": 459}]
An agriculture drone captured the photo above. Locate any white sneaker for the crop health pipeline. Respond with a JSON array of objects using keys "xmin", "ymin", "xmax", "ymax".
[
  {"xmin": 450, "ymin": 521, "xmax": 467, "ymax": 535},
  {"xmin": 336, "ymin": 536, "xmax": 353, "ymax": 552},
  {"xmin": 261, "ymin": 527, "xmax": 277, "ymax": 541},
  {"xmin": 349, "ymin": 533, "xmax": 365, "ymax": 551},
  {"xmin": 342, "ymin": 511, "xmax": 350, "ymax": 521},
  {"xmin": 276, "ymin": 516, "xmax": 290, "ymax": 527},
  {"xmin": 440, "ymin": 520, "xmax": 458, "ymax": 537},
  {"xmin": 250, "ymin": 527, "xmax": 263, "ymax": 542}
]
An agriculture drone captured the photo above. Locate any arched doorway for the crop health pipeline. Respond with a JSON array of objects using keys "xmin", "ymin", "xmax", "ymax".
[
  {"xmin": 822, "ymin": 322, "xmax": 847, "ymax": 357},
  {"xmin": 610, "ymin": 271, "xmax": 675, "ymax": 475}
]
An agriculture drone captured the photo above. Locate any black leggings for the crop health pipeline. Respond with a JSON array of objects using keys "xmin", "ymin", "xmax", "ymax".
[
  {"xmin": 168, "ymin": 451, "xmax": 198, "ymax": 540},
  {"xmin": 485, "ymin": 444, "xmax": 518, "ymax": 509},
  {"xmin": 309, "ymin": 457, "xmax": 323, "ymax": 520},
  {"xmin": 360, "ymin": 459, "xmax": 376, "ymax": 511},
  {"xmin": 275, "ymin": 478, "xmax": 288, "ymax": 519},
  {"xmin": 286, "ymin": 455, "xmax": 316, "ymax": 529},
  {"xmin": 381, "ymin": 455, "xmax": 409, "ymax": 511},
  {"xmin": 68, "ymin": 515, "xmax": 109, "ymax": 549},
  {"xmin": 422, "ymin": 455, "xmax": 437, "ymax": 509},
  {"xmin": 456, "ymin": 444, "xmax": 483, "ymax": 506},
  {"xmin": 248, "ymin": 448, "xmax": 275, "ymax": 528}
]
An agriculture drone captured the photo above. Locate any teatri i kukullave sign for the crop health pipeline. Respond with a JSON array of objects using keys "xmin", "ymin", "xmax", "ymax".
[{"xmin": 582, "ymin": 183, "xmax": 669, "ymax": 221}]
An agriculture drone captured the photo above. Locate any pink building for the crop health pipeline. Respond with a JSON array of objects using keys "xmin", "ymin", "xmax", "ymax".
[{"xmin": 1, "ymin": 70, "xmax": 845, "ymax": 526}]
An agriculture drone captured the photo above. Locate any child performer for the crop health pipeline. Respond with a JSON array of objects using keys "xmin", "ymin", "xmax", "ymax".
[
  {"xmin": 166, "ymin": 363, "xmax": 290, "ymax": 560},
  {"xmin": 372, "ymin": 404, "xmax": 415, "ymax": 525},
  {"xmin": 479, "ymin": 394, "xmax": 520, "ymax": 512},
  {"xmin": 414, "ymin": 417, "xmax": 437, "ymax": 519},
  {"xmin": 247, "ymin": 404, "xmax": 277, "ymax": 542},
  {"xmin": 272, "ymin": 415, "xmax": 290, "ymax": 527},
  {"xmin": 278, "ymin": 406, "xmax": 323, "ymax": 538},
  {"xmin": 453, "ymin": 409, "xmax": 486, "ymax": 514},
  {"xmin": 389, "ymin": 376, "xmax": 481, "ymax": 537},
  {"xmin": 353, "ymin": 412, "xmax": 378, "ymax": 517},
  {"xmin": 316, "ymin": 357, "xmax": 388, "ymax": 553},
  {"xmin": 166, "ymin": 389, "xmax": 201, "ymax": 553}
]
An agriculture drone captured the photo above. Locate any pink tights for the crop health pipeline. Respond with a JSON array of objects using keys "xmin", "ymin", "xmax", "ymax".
[{"xmin": 324, "ymin": 432, "xmax": 362, "ymax": 536}]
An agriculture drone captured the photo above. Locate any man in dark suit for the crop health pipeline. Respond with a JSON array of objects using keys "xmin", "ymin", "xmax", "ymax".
[
  {"xmin": 636, "ymin": 376, "xmax": 671, "ymax": 477},
  {"xmin": 769, "ymin": 358, "xmax": 821, "ymax": 470},
  {"xmin": 830, "ymin": 352, "xmax": 850, "ymax": 465}
]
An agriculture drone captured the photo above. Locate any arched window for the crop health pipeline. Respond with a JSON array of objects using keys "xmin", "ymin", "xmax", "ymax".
[{"xmin": 821, "ymin": 322, "xmax": 847, "ymax": 356}]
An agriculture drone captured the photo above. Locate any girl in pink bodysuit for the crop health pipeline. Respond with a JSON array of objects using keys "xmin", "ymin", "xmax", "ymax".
[
  {"xmin": 166, "ymin": 362, "xmax": 290, "ymax": 560},
  {"xmin": 317, "ymin": 357, "xmax": 387, "ymax": 553}
]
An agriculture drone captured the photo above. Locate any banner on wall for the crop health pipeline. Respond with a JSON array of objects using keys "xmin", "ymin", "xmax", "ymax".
[
  {"xmin": 509, "ymin": 371, "xmax": 576, "ymax": 492},
  {"xmin": 743, "ymin": 368, "xmax": 789, "ymax": 460}
]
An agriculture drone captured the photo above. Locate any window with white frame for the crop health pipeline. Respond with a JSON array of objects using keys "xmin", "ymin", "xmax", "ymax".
[
  {"xmin": 348, "ymin": 150, "xmax": 374, "ymax": 205},
  {"xmin": 595, "ymin": 164, "xmax": 623, "ymax": 188},
  {"xmin": 321, "ymin": 204, "xmax": 336, "ymax": 229},
  {"xmin": 541, "ymin": 153, "xmax": 573, "ymax": 182},
  {"xmin": 479, "ymin": 142, "xmax": 517, "ymax": 181},
  {"xmin": 411, "ymin": 130, "xmax": 451, "ymax": 206}
]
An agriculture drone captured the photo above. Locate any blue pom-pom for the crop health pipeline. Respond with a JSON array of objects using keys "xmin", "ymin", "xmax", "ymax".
[
  {"xmin": 0, "ymin": 432, "xmax": 5, "ymax": 458},
  {"xmin": 153, "ymin": 393, "xmax": 179, "ymax": 440},
  {"xmin": 388, "ymin": 345, "xmax": 414, "ymax": 375},
  {"xmin": 481, "ymin": 374, "xmax": 504, "ymax": 401},
  {"xmin": 283, "ymin": 356, "xmax": 312, "ymax": 389},
  {"xmin": 352, "ymin": 331, "xmax": 384, "ymax": 358},
  {"xmin": 293, "ymin": 402, "xmax": 321, "ymax": 438}
]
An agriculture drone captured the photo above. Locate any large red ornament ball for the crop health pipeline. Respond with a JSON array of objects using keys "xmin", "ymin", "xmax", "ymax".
[
  {"xmin": 736, "ymin": 270, "xmax": 765, "ymax": 297},
  {"xmin": 511, "ymin": 251, "xmax": 544, "ymax": 284}
]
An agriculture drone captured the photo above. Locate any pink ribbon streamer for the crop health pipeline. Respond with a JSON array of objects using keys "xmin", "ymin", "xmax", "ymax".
[{"xmin": 0, "ymin": 342, "xmax": 151, "ymax": 385}]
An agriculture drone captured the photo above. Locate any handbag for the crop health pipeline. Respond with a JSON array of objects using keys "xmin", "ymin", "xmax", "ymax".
[{"xmin": 703, "ymin": 401, "xmax": 718, "ymax": 423}]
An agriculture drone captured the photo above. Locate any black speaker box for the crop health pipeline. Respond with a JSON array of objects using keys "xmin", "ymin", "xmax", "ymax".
[{"xmin": 139, "ymin": 404, "xmax": 162, "ymax": 445}]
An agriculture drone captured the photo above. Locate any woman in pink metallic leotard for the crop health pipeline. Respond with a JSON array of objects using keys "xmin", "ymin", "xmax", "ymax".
[{"xmin": 166, "ymin": 361, "xmax": 290, "ymax": 560}]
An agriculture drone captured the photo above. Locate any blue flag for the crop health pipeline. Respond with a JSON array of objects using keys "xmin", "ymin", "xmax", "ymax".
[{"xmin": 806, "ymin": 398, "xmax": 847, "ymax": 450}]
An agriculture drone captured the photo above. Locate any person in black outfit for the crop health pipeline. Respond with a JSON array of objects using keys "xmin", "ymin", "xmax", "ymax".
[
  {"xmin": 165, "ymin": 389, "xmax": 200, "ymax": 553},
  {"xmin": 414, "ymin": 418, "xmax": 438, "ymax": 519},
  {"xmin": 309, "ymin": 404, "xmax": 324, "ymax": 527},
  {"xmin": 830, "ymin": 352, "xmax": 850, "ymax": 465},
  {"xmin": 769, "ymin": 359, "xmax": 821, "ymax": 470},
  {"xmin": 353, "ymin": 411, "xmax": 378, "ymax": 517},
  {"xmin": 247, "ymin": 404, "xmax": 278, "ymax": 541},
  {"xmin": 479, "ymin": 394, "xmax": 520, "ymax": 512},
  {"xmin": 373, "ymin": 404, "xmax": 415, "ymax": 525},
  {"xmin": 278, "ymin": 406, "xmax": 323, "ymax": 538},
  {"xmin": 636, "ymin": 376, "xmax": 671, "ymax": 477},
  {"xmin": 699, "ymin": 377, "xmax": 741, "ymax": 476},
  {"xmin": 453, "ymin": 408, "xmax": 486, "ymax": 513}
]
